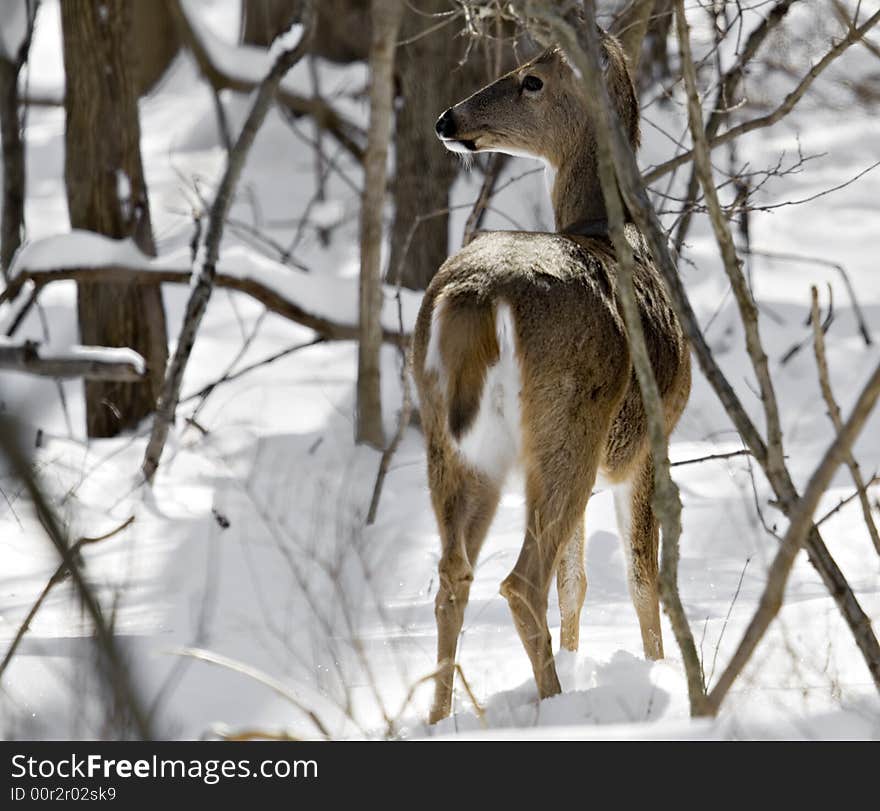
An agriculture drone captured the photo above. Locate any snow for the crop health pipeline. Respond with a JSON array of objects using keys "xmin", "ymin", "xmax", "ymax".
[
  {"xmin": 267, "ymin": 23, "xmax": 304, "ymax": 61},
  {"xmin": 9, "ymin": 231, "xmax": 152, "ymax": 276},
  {"xmin": 7, "ymin": 232, "xmax": 422, "ymax": 336},
  {"xmin": 1, "ymin": 0, "xmax": 879, "ymax": 741},
  {"xmin": 64, "ymin": 345, "xmax": 146, "ymax": 374},
  {"xmin": 0, "ymin": 336, "xmax": 146, "ymax": 376}
]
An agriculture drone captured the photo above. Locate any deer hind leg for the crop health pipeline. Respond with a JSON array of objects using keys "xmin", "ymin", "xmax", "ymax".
[
  {"xmin": 613, "ymin": 456, "xmax": 663, "ymax": 660},
  {"xmin": 428, "ymin": 453, "xmax": 501, "ymax": 724},
  {"xmin": 556, "ymin": 520, "xmax": 586, "ymax": 652},
  {"xmin": 501, "ymin": 442, "xmax": 598, "ymax": 700}
]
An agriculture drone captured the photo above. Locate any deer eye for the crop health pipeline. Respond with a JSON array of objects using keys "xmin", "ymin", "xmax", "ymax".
[{"xmin": 521, "ymin": 75, "xmax": 543, "ymax": 93}]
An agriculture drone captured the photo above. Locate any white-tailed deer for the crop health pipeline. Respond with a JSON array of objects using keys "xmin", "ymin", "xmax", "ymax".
[{"xmin": 412, "ymin": 27, "xmax": 691, "ymax": 724}]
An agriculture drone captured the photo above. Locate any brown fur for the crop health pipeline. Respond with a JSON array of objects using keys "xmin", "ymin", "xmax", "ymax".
[
  {"xmin": 435, "ymin": 296, "xmax": 499, "ymax": 439},
  {"xmin": 413, "ymin": 31, "xmax": 691, "ymax": 724}
]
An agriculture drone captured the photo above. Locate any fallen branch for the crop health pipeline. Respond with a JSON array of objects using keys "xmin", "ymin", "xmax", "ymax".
[{"xmin": 0, "ymin": 340, "xmax": 146, "ymax": 381}]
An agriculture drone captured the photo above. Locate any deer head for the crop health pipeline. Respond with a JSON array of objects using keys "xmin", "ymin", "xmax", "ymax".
[{"xmin": 435, "ymin": 31, "xmax": 640, "ymax": 168}]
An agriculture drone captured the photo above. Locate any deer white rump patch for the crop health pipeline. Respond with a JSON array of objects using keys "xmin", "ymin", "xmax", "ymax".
[
  {"xmin": 457, "ymin": 302, "xmax": 523, "ymax": 481},
  {"xmin": 425, "ymin": 300, "xmax": 523, "ymax": 481},
  {"xmin": 424, "ymin": 301, "xmax": 445, "ymax": 376}
]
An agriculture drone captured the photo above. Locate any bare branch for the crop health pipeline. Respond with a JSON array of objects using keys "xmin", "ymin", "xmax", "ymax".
[
  {"xmin": 676, "ymin": 0, "xmax": 786, "ymax": 493},
  {"xmin": 526, "ymin": 0, "xmax": 707, "ymax": 715},
  {"xmin": 462, "ymin": 154, "xmax": 508, "ymax": 245},
  {"xmin": 810, "ymin": 286, "xmax": 880, "ymax": 556},
  {"xmin": 705, "ymin": 355, "xmax": 880, "ymax": 710},
  {"xmin": 0, "ymin": 417, "xmax": 151, "ymax": 738},
  {"xmin": 1, "ymin": 264, "xmax": 410, "ymax": 347},
  {"xmin": 643, "ymin": 7, "xmax": 880, "ymax": 184},
  {"xmin": 169, "ymin": 0, "xmax": 364, "ymax": 163},
  {"xmin": 0, "ymin": 515, "xmax": 135, "ymax": 680},
  {"xmin": 0, "ymin": 340, "xmax": 145, "ymax": 381},
  {"xmin": 142, "ymin": 4, "xmax": 316, "ymax": 483}
]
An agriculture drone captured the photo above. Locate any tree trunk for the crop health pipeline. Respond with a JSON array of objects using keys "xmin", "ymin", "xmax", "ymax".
[
  {"xmin": 133, "ymin": 0, "xmax": 180, "ymax": 96},
  {"xmin": 0, "ymin": 1, "xmax": 37, "ymax": 281},
  {"xmin": 389, "ymin": 1, "xmax": 485, "ymax": 291},
  {"xmin": 0, "ymin": 59, "xmax": 25, "ymax": 281},
  {"xmin": 240, "ymin": 0, "xmax": 301, "ymax": 46},
  {"xmin": 242, "ymin": 0, "xmax": 370, "ymax": 63},
  {"xmin": 61, "ymin": 0, "xmax": 168, "ymax": 438},
  {"xmin": 357, "ymin": 0, "xmax": 402, "ymax": 448}
]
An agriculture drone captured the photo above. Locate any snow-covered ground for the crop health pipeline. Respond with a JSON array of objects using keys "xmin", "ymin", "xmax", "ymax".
[{"xmin": 1, "ymin": 1, "xmax": 879, "ymax": 740}]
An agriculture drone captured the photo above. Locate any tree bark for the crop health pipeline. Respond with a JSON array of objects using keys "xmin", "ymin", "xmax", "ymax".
[
  {"xmin": 0, "ymin": 1, "xmax": 37, "ymax": 281},
  {"xmin": 61, "ymin": 0, "xmax": 168, "ymax": 438},
  {"xmin": 389, "ymin": 0, "xmax": 488, "ymax": 291},
  {"xmin": 241, "ymin": 0, "xmax": 371, "ymax": 63},
  {"xmin": 357, "ymin": 0, "xmax": 402, "ymax": 448},
  {"xmin": 241, "ymin": 0, "xmax": 302, "ymax": 46},
  {"xmin": 0, "ymin": 60, "xmax": 25, "ymax": 281}
]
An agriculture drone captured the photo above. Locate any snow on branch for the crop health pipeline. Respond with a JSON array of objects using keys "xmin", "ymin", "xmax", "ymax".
[
  {"xmin": 0, "ymin": 338, "xmax": 146, "ymax": 381},
  {"xmin": 2, "ymin": 231, "xmax": 417, "ymax": 346},
  {"xmin": 171, "ymin": 0, "xmax": 364, "ymax": 162}
]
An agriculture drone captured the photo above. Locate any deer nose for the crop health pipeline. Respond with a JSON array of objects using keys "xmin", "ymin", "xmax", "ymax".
[{"xmin": 435, "ymin": 108, "xmax": 456, "ymax": 138}]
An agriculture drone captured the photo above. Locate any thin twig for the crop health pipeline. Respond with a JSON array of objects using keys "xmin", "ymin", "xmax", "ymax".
[
  {"xmin": 642, "ymin": 7, "xmax": 880, "ymax": 184},
  {"xmin": 168, "ymin": 646, "xmax": 331, "ymax": 739},
  {"xmin": 0, "ymin": 417, "xmax": 151, "ymax": 738},
  {"xmin": 671, "ymin": 449, "xmax": 752, "ymax": 467},
  {"xmin": 0, "ymin": 515, "xmax": 135, "ymax": 680},
  {"xmin": 180, "ymin": 337, "xmax": 325, "ymax": 405},
  {"xmin": 811, "ymin": 285, "xmax": 880, "ymax": 556},
  {"xmin": 462, "ymin": 154, "xmax": 508, "ymax": 245},
  {"xmin": 817, "ymin": 474, "xmax": 880, "ymax": 527},
  {"xmin": 705, "ymin": 354, "xmax": 880, "ymax": 710}
]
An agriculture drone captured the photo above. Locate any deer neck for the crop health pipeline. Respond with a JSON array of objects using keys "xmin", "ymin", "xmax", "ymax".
[{"xmin": 549, "ymin": 139, "xmax": 608, "ymax": 233}]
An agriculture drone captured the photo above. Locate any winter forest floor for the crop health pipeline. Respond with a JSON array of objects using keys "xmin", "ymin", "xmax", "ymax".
[{"xmin": 1, "ymin": 1, "xmax": 879, "ymax": 739}]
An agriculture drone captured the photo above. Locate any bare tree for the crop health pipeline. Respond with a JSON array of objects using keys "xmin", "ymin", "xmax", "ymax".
[
  {"xmin": 61, "ymin": 0, "xmax": 168, "ymax": 437},
  {"xmin": 390, "ymin": 1, "xmax": 495, "ymax": 291},
  {"xmin": 0, "ymin": 0, "xmax": 38, "ymax": 281},
  {"xmin": 142, "ymin": 3, "xmax": 316, "ymax": 482},
  {"xmin": 357, "ymin": 0, "xmax": 403, "ymax": 448},
  {"xmin": 242, "ymin": 0, "xmax": 371, "ymax": 63}
]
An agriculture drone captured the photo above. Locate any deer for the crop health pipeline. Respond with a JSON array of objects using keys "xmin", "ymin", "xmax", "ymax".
[{"xmin": 410, "ymin": 25, "xmax": 691, "ymax": 724}]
